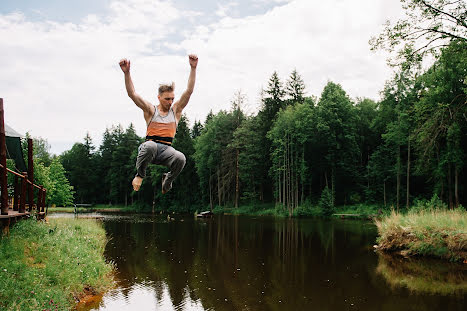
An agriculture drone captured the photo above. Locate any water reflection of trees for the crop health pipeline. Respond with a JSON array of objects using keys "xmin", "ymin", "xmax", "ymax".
[
  {"xmin": 376, "ymin": 253, "xmax": 467, "ymax": 296},
  {"xmin": 101, "ymin": 217, "xmax": 394, "ymax": 310}
]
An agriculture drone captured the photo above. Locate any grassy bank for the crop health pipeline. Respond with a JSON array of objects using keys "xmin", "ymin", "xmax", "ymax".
[
  {"xmin": 0, "ymin": 218, "xmax": 114, "ymax": 310},
  {"xmin": 50, "ymin": 202, "xmax": 382, "ymax": 218},
  {"xmin": 48, "ymin": 204, "xmax": 135, "ymax": 213},
  {"xmin": 375, "ymin": 208, "xmax": 467, "ymax": 262},
  {"xmin": 212, "ymin": 203, "xmax": 278, "ymax": 216}
]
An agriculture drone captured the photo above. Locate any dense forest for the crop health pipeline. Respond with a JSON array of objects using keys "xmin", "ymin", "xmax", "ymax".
[{"xmin": 19, "ymin": 0, "xmax": 467, "ymax": 214}]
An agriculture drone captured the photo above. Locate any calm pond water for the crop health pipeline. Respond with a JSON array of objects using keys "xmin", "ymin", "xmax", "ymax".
[{"xmin": 50, "ymin": 213, "xmax": 466, "ymax": 310}]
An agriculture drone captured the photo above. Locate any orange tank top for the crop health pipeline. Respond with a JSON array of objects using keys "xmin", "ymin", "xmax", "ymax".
[{"xmin": 146, "ymin": 106, "xmax": 177, "ymax": 145}]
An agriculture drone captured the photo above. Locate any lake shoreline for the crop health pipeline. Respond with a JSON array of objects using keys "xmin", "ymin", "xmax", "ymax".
[
  {"xmin": 0, "ymin": 218, "xmax": 114, "ymax": 310},
  {"xmin": 48, "ymin": 203, "xmax": 382, "ymax": 219},
  {"xmin": 375, "ymin": 208, "xmax": 467, "ymax": 262}
]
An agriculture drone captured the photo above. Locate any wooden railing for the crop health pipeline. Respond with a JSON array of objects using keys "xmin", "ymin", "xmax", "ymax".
[{"xmin": 0, "ymin": 98, "xmax": 47, "ymax": 228}]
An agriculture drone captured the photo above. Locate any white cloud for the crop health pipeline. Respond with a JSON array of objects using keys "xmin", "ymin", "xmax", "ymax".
[
  {"xmin": 215, "ymin": 2, "xmax": 239, "ymax": 17},
  {"xmin": 0, "ymin": 0, "xmax": 403, "ymax": 155},
  {"xmin": 180, "ymin": 0, "xmax": 403, "ymax": 117}
]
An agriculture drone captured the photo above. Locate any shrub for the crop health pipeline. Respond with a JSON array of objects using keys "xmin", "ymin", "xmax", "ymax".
[
  {"xmin": 319, "ymin": 187, "xmax": 334, "ymax": 216},
  {"xmin": 411, "ymin": 194, "xmax": 447, "ymax": 213}
]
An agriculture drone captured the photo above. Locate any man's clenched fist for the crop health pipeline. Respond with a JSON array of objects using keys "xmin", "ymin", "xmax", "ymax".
[
  {"xmin": 119, "ymin": 59, "xmax": 130, "ymax": 73},
  {"xmin": 188, "ymin": 54, "xmax": 198, "ymax": 68}
]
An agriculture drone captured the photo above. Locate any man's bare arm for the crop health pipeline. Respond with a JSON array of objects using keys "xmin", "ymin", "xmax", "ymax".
[
  {"xmin": 173, "ymin": 55, "xmax": 198, "ymax": 119},
  {"xmin": 119, "ymin": 59, "xmax": 154, "ymax": 120}
]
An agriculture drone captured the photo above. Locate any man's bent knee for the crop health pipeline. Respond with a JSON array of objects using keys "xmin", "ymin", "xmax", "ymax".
[
  {"xmin": 177, "ymin": 152, "xmax": 186, "ymax": 165},
  {"xmin": 172, "ymin": 151, "xmax": 186, "ymax": 169}
]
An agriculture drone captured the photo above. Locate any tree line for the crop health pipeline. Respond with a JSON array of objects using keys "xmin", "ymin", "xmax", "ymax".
[{"xmin": 17, "ymin": 0, "xmax": 466, "ymax": 213}]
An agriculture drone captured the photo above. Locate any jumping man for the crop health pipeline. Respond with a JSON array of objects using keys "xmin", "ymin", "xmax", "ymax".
[{"xmin": 119, "ymin": 55, "xmax": 198, "ymax": 193}]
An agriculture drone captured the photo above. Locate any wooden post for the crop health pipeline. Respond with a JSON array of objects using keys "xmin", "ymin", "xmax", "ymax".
[
  {"xmin": 19, "ymin": 173, "xmax": 27, "ymax": 213},
  {"xmin": 36, "ymin": 186, "xmax": 42, "ymax": 213},
  {"xmin": 13, "ymin": 175, "xmax": 19, "ymax": 211},
  {"xmin": 0, "ymin": 98, "xmax": 9, "ymax": 215},
  {"xmin": 27, "ymin": 138, "xmax": 34, "ymax": 212},
  {"xmin": 42, "ymin": 188, "xmax": 46, "ymax": 213}
]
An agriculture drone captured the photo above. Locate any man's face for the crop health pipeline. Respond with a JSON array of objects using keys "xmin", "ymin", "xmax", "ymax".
[{"xmin": 158, "ymin": 91, "xmax": 175, "ymax": 109}]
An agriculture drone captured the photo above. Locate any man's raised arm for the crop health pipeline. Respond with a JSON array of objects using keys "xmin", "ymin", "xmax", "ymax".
[
  {"xmin": 174, "ymin": 55, "xmax": 198, "ymax": 118},
  {"xmin": 119, "ymin": 59, "xmax": 153, "ymax": 119}
]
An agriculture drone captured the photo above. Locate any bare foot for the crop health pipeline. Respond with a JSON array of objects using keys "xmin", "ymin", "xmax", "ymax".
[{"xmin": 132, "ymin": 176, "xmax": 143, "ymax": 191}]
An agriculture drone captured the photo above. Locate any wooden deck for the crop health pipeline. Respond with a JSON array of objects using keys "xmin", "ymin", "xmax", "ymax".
[
  {"xmin": 0, "ymin": 210, "xmax": 45, "ymax": 219},
  {"xmin": 0, "ymin": 210, "xmax": 29, "ymax": 219}
]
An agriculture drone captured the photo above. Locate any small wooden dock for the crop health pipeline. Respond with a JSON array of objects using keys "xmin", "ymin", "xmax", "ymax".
[
  {"xmin": 1, "ymin": 98, "xmax": 47, "ymax": 231},
  {"xmin": 196, "ymin": 211, "xmax": 213, "ymax": 218}
]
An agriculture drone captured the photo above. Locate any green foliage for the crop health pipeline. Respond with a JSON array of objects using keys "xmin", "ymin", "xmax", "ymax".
[
  {"xmin": 285, "ymin": 69, "xmax": 306, "ymax": 104},
  {"xmin": 194, "ymin": 98, "xmax": 245, "ymax": 208},
  {"xmin": 48, "ymin": 159, "xmax": 74, "ymax": 206},
  {"xmin": 411, "ymin": 194, "xmax": 448, "ymax": 212},
  {"xmin": 60, "ymin": 136, "xmax": 97, "ymax": 204},
  {"xmin": 318, "ymin": 187, "xmax": 334, "ymax": 216},
  {"xmin": 293, "ymin": 201, "xmax": 324, "ymax": 218},
  {"xmin": 370, "ymin": 0, "xmax": 467, "ymax": 67},
  {"xmin": 21, "ymin": 133, "xmax": 52, "ymax": 166}
]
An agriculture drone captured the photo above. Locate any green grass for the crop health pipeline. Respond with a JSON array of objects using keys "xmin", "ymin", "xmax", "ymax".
[
  {"xmin": 375, "ymin": 207, "xmax": 467, "ymax": 261},
  {"xmin": 0, "ymin": 218, "xmax": 114, "ymax": 310},
  {"xmin": 48, "ymin": 205, "xmax": 135, "ymax": 213},
  {"xmin": 211, "ymin": 203, "xmax": 384, "ymax": 218},
  {"xmin": 212, "ymin": 203, "xmax": 279, "ymax": 216},
  {"xmin": 333, "ymin": 204, "xmax": 384, "ymax": 218}
]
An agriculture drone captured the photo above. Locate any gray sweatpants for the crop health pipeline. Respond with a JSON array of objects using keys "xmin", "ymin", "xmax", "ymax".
[{"xmin": 135, "ymin": 141, "xmax": 186, "ymax": 191}]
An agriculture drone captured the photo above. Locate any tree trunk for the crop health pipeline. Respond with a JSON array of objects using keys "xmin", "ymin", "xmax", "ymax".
[
  {"xmin": 454, "ymin": 165, "xmax": 459, "ymax": 208},
  {"xmin": 282, "ymin": 149, "xmax": 287, "ymax": 207},
  {"xmin": 292, "ymin": 142, "xmax": 295, "ymax": 211},
  {"xmin": 383, "ymin": 180, "xmax": 386, "ymax": 207},
  {"xmin": 217, "ymin": 167, "xmax": 221, "ymax": 207},
  {"xmin": 301, "ymin": 147, "xmax": 305, "ymax": 205},
  {"xmin": 437, "ymin": 148, "xmax": 443, "ymax": 201},
  {"xmin": 235, "ymin": 149, "xmax": 239, "ymax": 208},
  {"xmin": 209, "ymin": 169, "xmax": 213, "ymax": 211},
  {"xmin": 331, "ymin": 167, "xmax": 335, "ymax": 207},
  {"xmin": 277, "ymin": 174, "xmax": 280, "ymax": 204},
  {"xmin": 295, "ymin": 148, "xmax": 298, "ymax": 210},
  {"xmin": 367, "ymin": 145, "xmax": 370, "ymax": 190},
  {"xmin": 260, "ymin": 183, "xmax": 263, "ymax": 202},
  {"xmin": 287, "ymin": 134, "xmax": 291, "ymax": 216},
  {"xmin": 152, "ymin": 187, "xmax": 156, "ymax": 214},
  {"xmin": 406, "ymin": 137, "xmax": 410, "ymax": 209},
  {"xmin": 324, "ymin": 170, "xmax": 329, "ymax": 189},
  {"xmin": 396, "ymin": 145, "xmax": 401, "ymax": 211},
  {"xmin": 448, "ymin": 163, "xmax": 453, "ymax": 209}
]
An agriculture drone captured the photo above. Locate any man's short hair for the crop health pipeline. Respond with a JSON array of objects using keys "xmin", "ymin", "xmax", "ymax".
[{"xmin": 158, "ymin": 82, "xmax": 175, "ymax": 95}]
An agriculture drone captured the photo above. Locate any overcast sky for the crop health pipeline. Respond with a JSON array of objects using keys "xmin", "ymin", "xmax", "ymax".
[{"xmin": 0, "ymin": 0, "xmax": 403, "ymax": 155}]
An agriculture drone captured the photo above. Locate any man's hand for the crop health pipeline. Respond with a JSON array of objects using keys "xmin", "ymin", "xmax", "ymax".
[
  {"xmin": 119, "ymin": 59, "xmax": 131, "ymax": 74},
  {"xmin": 188, "ymin": 54, "xmax": 198, "ymax": 69}
]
